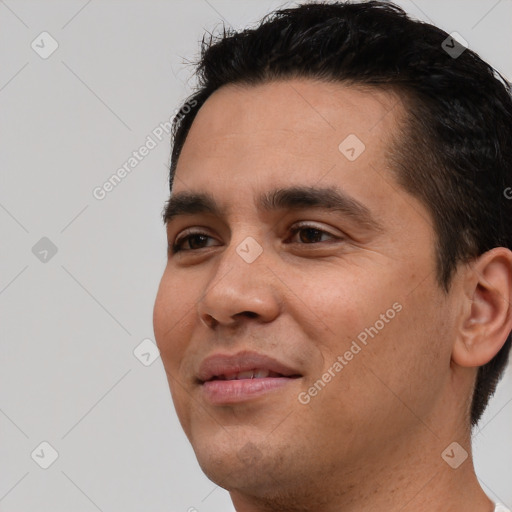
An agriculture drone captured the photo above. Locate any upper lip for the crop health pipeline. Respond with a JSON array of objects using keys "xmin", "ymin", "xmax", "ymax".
[{"xmin": 196, "ymin": 350, "xmax": 302, "ymax": 383}]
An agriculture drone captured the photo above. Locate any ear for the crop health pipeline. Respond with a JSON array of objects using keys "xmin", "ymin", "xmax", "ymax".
[{"xmin": 452, "ymin": 247, "xmax": 512, "ymax": 368}]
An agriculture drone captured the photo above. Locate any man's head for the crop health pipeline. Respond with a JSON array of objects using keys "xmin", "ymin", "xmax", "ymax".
[{"xmin": 153, "ymin": 1, "xmax": 512, "ymax": 507}]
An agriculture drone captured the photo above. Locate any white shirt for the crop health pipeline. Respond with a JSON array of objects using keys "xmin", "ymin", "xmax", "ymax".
[{"xmin": 495, "ymin": 504, "xmax": 511, "ymax": 512}]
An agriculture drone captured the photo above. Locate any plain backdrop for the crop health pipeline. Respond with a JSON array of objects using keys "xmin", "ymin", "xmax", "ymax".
[{"xmin": 1, "ymin": 1, "xmax": 511, "ymax": 511}]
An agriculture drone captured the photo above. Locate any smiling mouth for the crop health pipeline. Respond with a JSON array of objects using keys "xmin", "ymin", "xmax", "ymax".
[
  {"xmin": 201, "ymin": 370, "xmax": 301, "ymax": 405},
  {"xmin": 208, "ymin": 369, "xmax": 299, "ymax": 381},
  {"xmin": 196, "ymin": 351, "xmax": 302, "ymax": 405}
]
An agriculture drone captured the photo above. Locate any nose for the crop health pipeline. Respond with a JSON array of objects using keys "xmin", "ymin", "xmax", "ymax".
[{"xmin": 197, "ymin": 237, "xmax": 281, "ymax": 329}]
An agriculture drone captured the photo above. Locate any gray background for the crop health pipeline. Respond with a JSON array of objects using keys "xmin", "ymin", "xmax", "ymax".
[{"xmin": 0, "ymin": 1, "xmax": 511, "ymax": 511}]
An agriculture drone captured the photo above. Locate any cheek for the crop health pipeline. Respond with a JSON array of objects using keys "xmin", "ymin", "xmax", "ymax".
[
  {"xmin": 357, "ymin": 280, "xmax": 452, "ymax": 419},
  {"xmin": 153, "ymin": 270, "xmax": 197, "ymax": 370},
  {"xmin": 307, "ymin": 258, "xmax": 444, "ymax": 389},
  {"xmin": 153, "ymin": 271, "xmax": 199, "ymax": 432},
  {"xmin": 292, "ymin": 263, "xmax": 399, "ymax": 358}
]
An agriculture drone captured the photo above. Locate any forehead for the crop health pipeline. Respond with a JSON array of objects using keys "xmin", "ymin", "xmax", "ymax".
[
  {"xmin": 187, "ymin": 78, "xmax": 400, "ymax": 133},
  {"xmin": 173, "ymin": 78, "xmax": 405, "ymax": 215}
]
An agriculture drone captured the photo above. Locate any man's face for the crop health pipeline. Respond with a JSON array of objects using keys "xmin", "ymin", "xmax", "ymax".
[{"xmin": 153, "ymin": 79, "xmax": 459, "ymax": 497}]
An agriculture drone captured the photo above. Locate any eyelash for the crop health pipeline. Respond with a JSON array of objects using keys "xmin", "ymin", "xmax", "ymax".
[{"xmin": 169, "ymin": 223, "xmax": 342, "ymax": 254}]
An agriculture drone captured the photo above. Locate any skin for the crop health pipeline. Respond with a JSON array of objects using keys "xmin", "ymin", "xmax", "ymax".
[{"xmin": 153, "ymin": 78, "xmax": 512, "ymax": 512}]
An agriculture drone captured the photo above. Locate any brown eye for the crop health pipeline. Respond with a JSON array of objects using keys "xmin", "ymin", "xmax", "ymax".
[
  {"xmin": 296, "ymin": 227, "xmax": 325, "ymax": 243},
  {"xmin": 171, "ymin": 232, "xmax": 217, "ymax": 253},
  {"xmin": 288, "ymin": 224, "xmax": 340, "ymax": 245}
]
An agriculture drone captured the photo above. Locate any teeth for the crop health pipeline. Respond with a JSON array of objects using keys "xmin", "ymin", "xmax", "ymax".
[
  {"xmin": 253, "ymin": 369, "xmax": 271, "ymax": 378},
  {"xmin": 221, "ymin": 369, "xmax": 272, "ymax": 380},
  {"xmin": 237, "ymin": 371, "xmax": 256, "ymax": 380}
]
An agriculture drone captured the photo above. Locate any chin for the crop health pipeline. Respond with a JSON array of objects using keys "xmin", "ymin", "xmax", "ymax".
[{"xmin": 190, "ymin": 433, "xmax": 288, "ymax": 493}]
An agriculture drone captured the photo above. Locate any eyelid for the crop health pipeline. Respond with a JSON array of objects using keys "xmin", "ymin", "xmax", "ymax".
[
  {"xmin": 290, "ymin": 221, "xmax": 342, "ymax": 238},
  {"xmin": 170, "ymin": 221, "xmax": 344, "ymax": 254},
  {"xmin": 173, "ymin": 221, "xmax": 342, "ymax": 240},
  {"xmin": 173, "ymin": 227, "xmax": 216, "ymax": 245}
]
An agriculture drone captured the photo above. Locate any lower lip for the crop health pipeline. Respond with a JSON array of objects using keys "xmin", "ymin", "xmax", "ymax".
[{"xmin": 202, "ymin": 377, "xmax": 297, "ymax": 405}]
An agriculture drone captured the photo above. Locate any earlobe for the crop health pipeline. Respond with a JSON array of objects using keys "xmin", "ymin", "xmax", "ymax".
[{"xmin": 452, "ymin": 247, "xmax": 512, "ymax": 368}]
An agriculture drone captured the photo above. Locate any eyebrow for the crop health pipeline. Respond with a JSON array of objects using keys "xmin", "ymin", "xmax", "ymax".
[{"xmin": 162, "ymin": 185, "xmax": 384, "ymax": 233}]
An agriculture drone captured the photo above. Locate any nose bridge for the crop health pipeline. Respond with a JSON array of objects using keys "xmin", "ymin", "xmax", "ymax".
[
  {"xmin": 212, "ymin": 220, "xmax": 269, "ymax": 283},
  {"xmin": 197, "ymin": 231, "xmax": 279, "ymax": 326}
]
